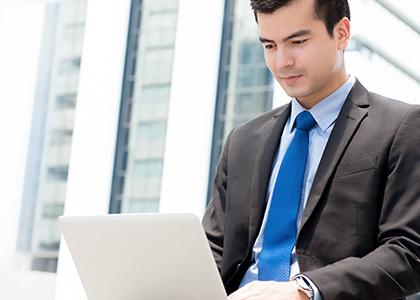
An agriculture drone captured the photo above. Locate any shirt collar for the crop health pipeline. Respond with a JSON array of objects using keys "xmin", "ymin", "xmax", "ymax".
[{"xmin": 289, "ymin": 75, "xmax": 356, "ymax": 132}]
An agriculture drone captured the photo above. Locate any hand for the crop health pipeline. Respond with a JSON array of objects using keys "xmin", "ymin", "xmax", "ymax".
[{"xmin": 227, "ymin": 280, "xmax": 309, "ymax": 300}]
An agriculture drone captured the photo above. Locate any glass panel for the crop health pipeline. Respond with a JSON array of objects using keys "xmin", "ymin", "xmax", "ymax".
[
  {"xmin": 110, "ymin": 0, "xmax": 180, "ymax": 213},
  {"xmin": 16, "ymin": 0, "xmax": 88, "ymax": 277},
  {"xmin": 221, "ymin": 1, "xmax": 273, "ymax": 139},
  {"xmin": 55, "ymin": 93, "xmax": 77, "ymax": 107},
  {"xmin": 348, "ymin": 0, "xmax": 420, "ymax": 104},
  {"xmin": 207, "ymin": 0, "xmax": 273, "ymax": 201}
]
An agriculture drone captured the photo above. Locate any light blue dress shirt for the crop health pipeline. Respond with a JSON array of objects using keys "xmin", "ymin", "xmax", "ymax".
[{"xmin": 239, "ymin": 76, "xmax": 356, "ymax": 299}]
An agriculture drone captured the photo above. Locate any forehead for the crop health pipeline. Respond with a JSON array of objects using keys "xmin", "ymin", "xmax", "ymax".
[{"xmin": 257, "ymin": 0, "xmax": 323, "ymax": 39}]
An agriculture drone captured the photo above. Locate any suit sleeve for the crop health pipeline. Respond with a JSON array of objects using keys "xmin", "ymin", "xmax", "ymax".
[
  {"xmin": 202, "ymin": 129, "xmax": 234, "ymax": 271},
  {"xmin": 303, "ymin": 107, "xmax": 420, "ymax": 299}
]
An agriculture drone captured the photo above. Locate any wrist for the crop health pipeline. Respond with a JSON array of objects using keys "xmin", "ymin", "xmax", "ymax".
[
  {"xmin": 297, "ymin": 289, "xmax": 310, "ymax": 300},
  {"xmin": 298, "ymin": 289, "xmax": 311, "ymax": 300},
  {"xmin": 295, "ymin": 277, "xmax": 314, "ymax": 300}
]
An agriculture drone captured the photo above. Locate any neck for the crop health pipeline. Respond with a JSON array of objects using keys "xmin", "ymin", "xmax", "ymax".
[{"xmin": 297, "ymin": 70, "xmax": 349, "ymax": 109}]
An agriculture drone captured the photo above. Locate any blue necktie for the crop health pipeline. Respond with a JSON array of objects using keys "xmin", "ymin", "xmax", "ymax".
[{"xmin": 258, "ymin": 111, "xmax": 316, "ymax": 281}]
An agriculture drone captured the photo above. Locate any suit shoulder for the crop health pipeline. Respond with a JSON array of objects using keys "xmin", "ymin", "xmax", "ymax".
[
  {"xmin": 232, "ymin": 104, "xmax": 288, "ymax": 134},
  {"xmin": 366, "ymin": 92, "xmax": 420, "ymax": 128},
  {"xmin": 368, "ymin": 92, "xmax": 419, "ymax": 115}
]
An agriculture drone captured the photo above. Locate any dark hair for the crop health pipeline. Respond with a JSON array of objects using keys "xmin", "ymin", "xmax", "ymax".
[{"xmin": 250, "ymin": 0, "xmax": 351, "ymax": 37}]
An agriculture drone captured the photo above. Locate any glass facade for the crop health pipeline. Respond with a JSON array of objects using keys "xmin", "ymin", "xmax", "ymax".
[
  {"xmin": 208, "ymin": 0, "xmax": 273, "ymax": 200},
  {"xmin": 110, "ymin": 0, "xmax": 179, "ymax": 213},
  {"xmin": 347, "ymin": 0, "xmax": 420, "ymax": 104},
  {"xmin": 346, "ymin": 38, "xmax": 420, "ymax": 101},
  {"xmin": 17, "ymin": 0, "xmax": 87, "ymax": 273}
]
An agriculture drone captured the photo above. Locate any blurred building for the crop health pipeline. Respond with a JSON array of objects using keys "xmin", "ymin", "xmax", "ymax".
[
  {"xmin": 110, "ymin": 0, "xmax": 180, "ymax": 213},
  {"xmin": 17, "ymin": 0, "xmax": 87, "ymax": 273}
]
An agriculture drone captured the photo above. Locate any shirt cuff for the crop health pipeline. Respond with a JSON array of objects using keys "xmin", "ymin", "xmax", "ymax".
[{"xmin": 293, "ymin": 274, "xmax": 322, "ymax": 300}]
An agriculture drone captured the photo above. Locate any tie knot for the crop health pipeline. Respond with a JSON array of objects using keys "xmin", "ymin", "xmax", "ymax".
[{"xmin": 295, "ymin": 111, "xmax": 316, "ymax": 131}]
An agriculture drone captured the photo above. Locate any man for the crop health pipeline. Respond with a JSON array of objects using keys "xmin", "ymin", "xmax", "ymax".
[{"xmin": 202, "ymin": 0, "xmax": 420, "ymax": 299}]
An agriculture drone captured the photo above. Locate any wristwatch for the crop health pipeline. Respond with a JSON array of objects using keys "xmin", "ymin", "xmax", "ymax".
[{"xmin": 295, "ymin": 276, "xmax": 314, "ymax": 299}]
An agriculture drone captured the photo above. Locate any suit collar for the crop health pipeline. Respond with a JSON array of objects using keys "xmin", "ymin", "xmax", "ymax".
[
  {"xmin": 308, "ymin": 76, "xmax": 356, "ymax": 132},
  {"xmin": 246, "ymin": 79, "xmax": 370, "ymax": 252},
  {"xmin": 348, "ymin": 78, "xmax": 370, "ymax": 107},
  {"xmin": 299, "ymin": 79, "xmax": 370, "ymax": 233}
]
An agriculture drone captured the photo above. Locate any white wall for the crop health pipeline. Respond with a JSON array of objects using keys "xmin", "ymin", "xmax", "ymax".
[{"xmin": 159, "ymin": 0, "xmax": 225, "ymax": 217}]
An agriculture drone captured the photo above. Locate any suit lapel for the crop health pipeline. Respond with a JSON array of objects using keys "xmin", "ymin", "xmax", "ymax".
[
  {"xmin": 299, "ymin": 80, "xmax": 370, "ymax": 233},
  {"xmin": 247, "ymin": 104, "xmax": 291, "ymax": 251}
]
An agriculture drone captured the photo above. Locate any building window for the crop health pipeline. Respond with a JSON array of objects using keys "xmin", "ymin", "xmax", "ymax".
[
  {"xmin": 207, "ymin": 0, "xmax": 273, "ymax": 202},
  {"xmin": 47, "ymin": 166, "xmax": 68, "ymax": 181},
  {"xmin": 109, "ymin": 0, "xmax": 179, "ymax": 213},
  {"xmin": 42, "ymin": 202, "xmax": 64, "ymax": 219},
  {"xmin": 49, "ymin": 129, "xmax": 73, "ymax": 146}
]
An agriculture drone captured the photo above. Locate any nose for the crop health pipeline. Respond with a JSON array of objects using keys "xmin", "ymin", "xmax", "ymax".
[{"xmin": 275, "ymin": 47, "xmax": 294, "ymax": 70}]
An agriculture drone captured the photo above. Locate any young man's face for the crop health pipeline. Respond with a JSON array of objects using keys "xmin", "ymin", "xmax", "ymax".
[{"xmin": 257, "ymin": 0, "xmax": 349, "ymax": 108}]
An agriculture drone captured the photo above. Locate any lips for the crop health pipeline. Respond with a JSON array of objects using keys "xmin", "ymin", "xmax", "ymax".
[{"xmin": 281, "ymin": 75, "xmax": 302, "ymax": 85}]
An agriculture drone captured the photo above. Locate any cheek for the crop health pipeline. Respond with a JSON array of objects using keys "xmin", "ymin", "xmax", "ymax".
[
  {"xmin": 290, "ymin": 45, "xmax": 317, "ymax": 70},
  {"xmin": 264, "ymin": 52, "xmax": 277, "ymax": 73},
  {"xmin": 305, "ymin": 44, "xmax": 336, "ymax": 76}
]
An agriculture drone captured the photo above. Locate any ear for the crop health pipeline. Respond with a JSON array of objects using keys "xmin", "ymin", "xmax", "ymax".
[{"xmin": 335, "ymin": 17, "xmax": 351, "ymax": 50}]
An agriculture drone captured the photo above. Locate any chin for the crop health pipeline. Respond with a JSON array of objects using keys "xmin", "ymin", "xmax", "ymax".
[
  {"xmin": 277, "ymin": 82, "xmax": 306, "ymax": 99},
  {"xmin": 282, "ymin": 88, "xmax": 306, "ymax": 99}
]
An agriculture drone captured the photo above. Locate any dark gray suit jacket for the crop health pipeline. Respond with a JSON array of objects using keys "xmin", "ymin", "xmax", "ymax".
[{"xmin": 203, "ymin": 80, "xmax": 420, "ymax": 299}]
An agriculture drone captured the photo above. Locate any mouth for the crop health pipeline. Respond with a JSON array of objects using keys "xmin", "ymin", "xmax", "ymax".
[{"xmin": 280, "ymin": 75, "xmax": 302, "ymax": 85}]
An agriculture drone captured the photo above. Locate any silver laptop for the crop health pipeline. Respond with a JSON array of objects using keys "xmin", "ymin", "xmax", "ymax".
[{"xmin": 59, "ymin": 213, "xmax": 227, "ymax": 300}]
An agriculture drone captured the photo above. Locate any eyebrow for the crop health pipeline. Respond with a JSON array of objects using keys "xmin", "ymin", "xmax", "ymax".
[{"xmin": 259, "ymin": 29, "xmax": 312, "ymax": 44}]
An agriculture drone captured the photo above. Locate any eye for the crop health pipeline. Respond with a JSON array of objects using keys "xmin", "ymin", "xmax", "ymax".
[
  {"xmin": 264, "ymin": 44, "xmax": 276, "ymax": 50},
  {"xmin": 292, "ymin": 39, "xmax": 308, "ymax": 45}
]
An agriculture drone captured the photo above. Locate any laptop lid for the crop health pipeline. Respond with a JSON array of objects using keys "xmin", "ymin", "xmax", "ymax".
[{"xmin": 59, "ymin": 213, "xmax": 227, "ymax": 300}]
